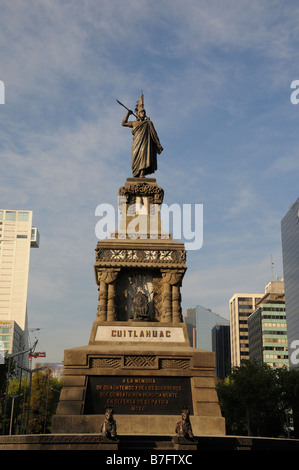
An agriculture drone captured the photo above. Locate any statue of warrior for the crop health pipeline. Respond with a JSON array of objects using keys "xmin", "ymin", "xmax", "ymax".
[
  {"xmin": 101, "ymin": 407, "xmax": 117, "ymax": 439},
  {"xmin": 175, "ymin": 407, "xmax": 194, "ymax": 440},
  {"xmin": 121, "ymin": 94, "xmax": 163, "ymax": 178}
]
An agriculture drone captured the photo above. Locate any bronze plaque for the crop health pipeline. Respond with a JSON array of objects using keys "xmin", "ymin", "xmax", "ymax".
[{"xmin": 84, "ymin": 375, "xmax": 193, "ymax": 415}]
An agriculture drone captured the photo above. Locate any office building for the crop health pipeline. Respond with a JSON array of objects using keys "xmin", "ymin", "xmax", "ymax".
[
  {"xmin": 184, "ymin": 305, "xmax": 229, "ymax": 350},
  {"xmin": 0, "ymin": 320, "xmax": 24, "ymax": 364},
  {"xmin": 229, "ymin": 293, "xmax": 263, "ymax": 367},
  {"xmin": 248, "ymin": 280, "xmax": 288, "ymax": 369},
  {"xmin": 212, "ymin": 324, "xmax": 231, "ymax": 380},
  {"xmin": 0, "ymin": 209, "xmax": 39, "ymax": 361},
  {"xmin": 184, "ymin": 308, "xmax": 196, "ymax": 347},
  {"xmin": 281, "ymin": 198, "xmax": 299, "ymax": 369}
]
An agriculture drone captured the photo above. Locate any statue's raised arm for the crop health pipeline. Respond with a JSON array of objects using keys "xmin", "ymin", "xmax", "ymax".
[{"xmin": 120, "ymin": 94, "xmax": 163, "ymax": 178}]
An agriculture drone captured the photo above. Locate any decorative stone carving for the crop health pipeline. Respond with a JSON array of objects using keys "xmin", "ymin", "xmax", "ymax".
[
  {"xmin": 100, "ymin": 407, "xmax": 117, "ymax": 440},
  {"xmin": 124, "ymin": 355, "xmax": 157, "ymax": 368},
  {"xmin": 96, "ymin": 247, "xmax": 186, "ymax": 266},
  {"xmin": 118, "ymin": 181, "xmax": 164, "ymax": 205},
  {"xmin": 94, "ymin": 177, "xmax": 187, "ymax": 323},
  {"xmin": 130, "ymin": 291, "xmax": 150, "ymax": 321},
  {"xmin": 96, "ymin": 269, "xmax": 120, "ymax": 321},
  {"xmin": 160, "ymin": 270, "xmax": 184, "ymax": 323},
  {"xmin": 97, "ymin": 268, "xmax": 120, "ymax": 284},
  {"xmin": 175, "ymin": 407, "xmax": 194, "ymax": 440}
]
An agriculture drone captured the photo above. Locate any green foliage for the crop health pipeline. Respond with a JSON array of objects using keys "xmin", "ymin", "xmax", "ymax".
[
  {"xmin": 216, "ymin": 360, "xmax": 299, "ymax": 437},
  {"xmin": 0, "ymin": 365, "xmax": 63, "ymax": 434},
  {"xmin": 0, "ymin": 356, "xmax": 16, "ymax": 431},
  {"xmin": 27, "ymin": 367, "xmax": 63, "ymax": 434}
]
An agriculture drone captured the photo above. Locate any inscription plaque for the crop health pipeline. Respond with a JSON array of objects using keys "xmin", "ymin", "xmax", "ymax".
[
  {"xmin": 84, "ymin": 376, "xmax": 193, "ymax": 415},
  {"xmin": 94, "ymin": 325, "xmax": 186, "ymax": 343}
]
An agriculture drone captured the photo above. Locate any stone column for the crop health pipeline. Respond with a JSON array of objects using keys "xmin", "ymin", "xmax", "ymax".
[
  {"xmin": 161, "ymin": 270, "xmax": 172, "ymax": 322},
  {"xmin": 172, "ymin": 283, "xmax": 182, "ymax": 323},
  {"xmin": 96, "ymin": 269, "xmax": 120, "ymax": 322},
  {"xmin": 161, "ymin": 270, "xmax": 184, "ymax": 323},
  {"xmin": 97, "ymin": 276, "xmax": 108, "ymax": 321},
  {"xmin": 107, "ymin": 281, "xmax": 117, "ymax": 322}
]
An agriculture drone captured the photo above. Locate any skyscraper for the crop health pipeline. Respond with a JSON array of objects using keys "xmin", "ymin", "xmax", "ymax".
[
  {"xmin": 184, "ymin": 305, "xmax": 229, "ymax": 350},
  {"xmin": 248, "ymin": 280, "xmax": 288, "ymax": 369},
  {"xmin": 281, "ymin": 198, "xmax": 299, "ymax": 369},
  {"xmin": 229, "ymin": 293, "xmax": 263, "ymax": 367},
  {"xmin": 0, "ymin": 209, "xmax": 39, "ymax": 357},
  {"xmin": 212, "ymin": 324, "xmax": 231, "ymax": 380}
]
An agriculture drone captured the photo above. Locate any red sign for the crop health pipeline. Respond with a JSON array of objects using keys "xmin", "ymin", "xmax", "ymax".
[{"xmin": 29, "ymin": 352, "xmax": 46, "ymax": 358}]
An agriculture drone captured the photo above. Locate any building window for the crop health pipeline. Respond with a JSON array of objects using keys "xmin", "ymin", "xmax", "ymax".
[
  {"xmin": 18, "ymin": 212, "xmax": 29, "ymax": 221},
  {"xmin": 5, "ymin": 211, "xmax": 16, "ymax": 221}
]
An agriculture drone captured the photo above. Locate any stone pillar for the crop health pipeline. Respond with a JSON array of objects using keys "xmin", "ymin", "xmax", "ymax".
[
  {"xmin": 172, "ymin": 283, "xmax": 182, "ymax": 323},
  {"xmin": 161, "ymin": 270, "xmax": 184, "ymax": 323},
  {"xmin": 97, "ymin": 278, "xmax": 108, "ymax": 321},
  {"xmin": 107, "ymin": 281, "xmax": 117, "ymax": 322},
  {"xmin": 161, "ymin": 270, "xmax": 172, "ymax": 322},
  {"xmin": 96, "ymin": 269, "xmax": 120, "ymax": 322},
  {"xmin": 97, "ymin": 271, "xmax": 107, "ymax": 321}
]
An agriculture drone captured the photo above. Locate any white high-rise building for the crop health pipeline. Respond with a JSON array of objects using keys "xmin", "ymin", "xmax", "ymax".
[{"xmin": 0, "ymin": 209, "xmax": 39, "ymax": 359}]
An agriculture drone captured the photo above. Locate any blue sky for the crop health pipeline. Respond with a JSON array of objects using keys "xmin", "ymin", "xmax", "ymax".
[{"xmin": 1, "ymin": 0, "xmax": 299, "ymax": 362}]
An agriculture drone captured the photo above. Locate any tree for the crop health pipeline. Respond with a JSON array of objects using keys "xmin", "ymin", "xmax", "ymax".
[
  {"xmin": 275, "ymin": 366, "xmax": 299, "ymax": 438},
  {"xmin": 0, "ymin": 356, "xmax": 16, "ymax": 433},
  {"xmin": 1, "ymin": 365, "xmax": 62, "ymax": 434},
  {"xmin": 216, "ymin": 360, "xmax": 284, "ymax": 436},
  {"xmin": 27, "ymin": 367, "xmax": 62, "ymax": 434},
  {"xmin": 216, "ymin": 376, "xmax": 248, "ymax": 435}
]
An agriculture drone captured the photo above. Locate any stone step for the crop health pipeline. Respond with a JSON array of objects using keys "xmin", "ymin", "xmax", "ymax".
[{"xmin": 118, "ymin": 435, "xmax": 174, "ymax": 450}]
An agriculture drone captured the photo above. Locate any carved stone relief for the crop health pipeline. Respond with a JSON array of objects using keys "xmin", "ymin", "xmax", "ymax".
[{"xmin": 116, "ymin": 270, "xmax": 156, "ymax": 321}]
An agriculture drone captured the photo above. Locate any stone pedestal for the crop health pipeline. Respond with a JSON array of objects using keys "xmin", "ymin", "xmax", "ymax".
[{"xmin": 52, "ymin": 178, "xmax": 225, "ymax": 436}]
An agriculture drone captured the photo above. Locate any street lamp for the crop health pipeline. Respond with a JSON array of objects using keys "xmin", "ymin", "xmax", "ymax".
[
  {"xmin": 8, "ymin": 394, "xmax": 22, "ymax": 435},
  {"xmin": 1, "ymin": 341, "xmax": 38, "ymax": 435}
]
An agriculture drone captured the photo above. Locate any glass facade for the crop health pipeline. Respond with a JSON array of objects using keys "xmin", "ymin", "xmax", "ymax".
[
  {"xmin": 184, "ymin": 306, "xmax": 229, "ymax": 350},
  {"xmin": 212, "ymin": 324, "xmax": 231, "ymax": 380},
  {"xmin": 248, "ymin": 300, "xmax": 289, "ymax": 368},
  {"xmin": 195, "ymin": 305, "xmax": 229, "ymax": 351},
  {"xmin": 18, "ymin": 212, "xmax": 29, "ymax": 221},
  {"xmin": 5, "ymin": 211, "xmax": 16, "ymax": 221},
  {"xmin": 281, "ymin": 198, "xmax": 299, "ymax": 369},
  {"xmin": 0, "ymin": 320, "xmax": 24, "ymax": 358}
]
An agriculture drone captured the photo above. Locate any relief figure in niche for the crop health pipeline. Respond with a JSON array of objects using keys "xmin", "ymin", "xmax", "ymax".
[{"xmin": 128, "ymin": 273, "xmax": 154, "ymax": 321}]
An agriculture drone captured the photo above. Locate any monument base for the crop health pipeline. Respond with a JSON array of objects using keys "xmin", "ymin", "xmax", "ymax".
[
  {"xmin": 52, "ymin": 414, "xmax": 224, "ymax": 436},
  {"xmin": 1, "ymin": 434, "xmax": 299, "ymax": 451},
  {"xmin": 52, "ymin": 322, "xmax": 225, "ymax": 436}
]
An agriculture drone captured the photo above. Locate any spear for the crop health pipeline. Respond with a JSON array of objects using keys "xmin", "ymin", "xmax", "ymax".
[{"xmin": 116, "ymin": 99, "xmax": 137, "ymax": 118}]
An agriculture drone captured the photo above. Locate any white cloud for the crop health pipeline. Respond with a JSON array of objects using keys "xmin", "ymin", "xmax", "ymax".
[
  {"xmin": 270, "ymin": 154, "xmax": 299, "ymax": 174},
  {"xmin": 182, "ymin": 249, "xmax": 283, "ymax": 318}
]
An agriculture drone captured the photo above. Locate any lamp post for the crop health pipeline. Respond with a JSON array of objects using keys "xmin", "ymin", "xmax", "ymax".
[
  {"xmin": 1, "ymin": 347, "xmax": 32, "ymax": 435},
  {"xmin": 1, "ymin": 340, "xmax": 38, "ymax": 435},
  {"xmin": 9, "ymin": 394, "xmax": 22, "ymax": 435}
]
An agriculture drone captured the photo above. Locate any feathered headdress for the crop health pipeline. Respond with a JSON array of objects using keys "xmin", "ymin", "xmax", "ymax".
[{"xmin": 135, "ymin": 94, "xmax": 144, "ymax": 115}]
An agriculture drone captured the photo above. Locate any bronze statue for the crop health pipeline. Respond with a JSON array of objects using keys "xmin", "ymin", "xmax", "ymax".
[
  {"xmin": 120, "ymin": 94, "xmax": 163, "ymax": 178},
  {"xmin": 175, "ymin": 407, "xmax": 194, "ymax": 440},
  {"xmin": 101, "ymin": 407, "xmax": 117, "ymax": 439}
]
